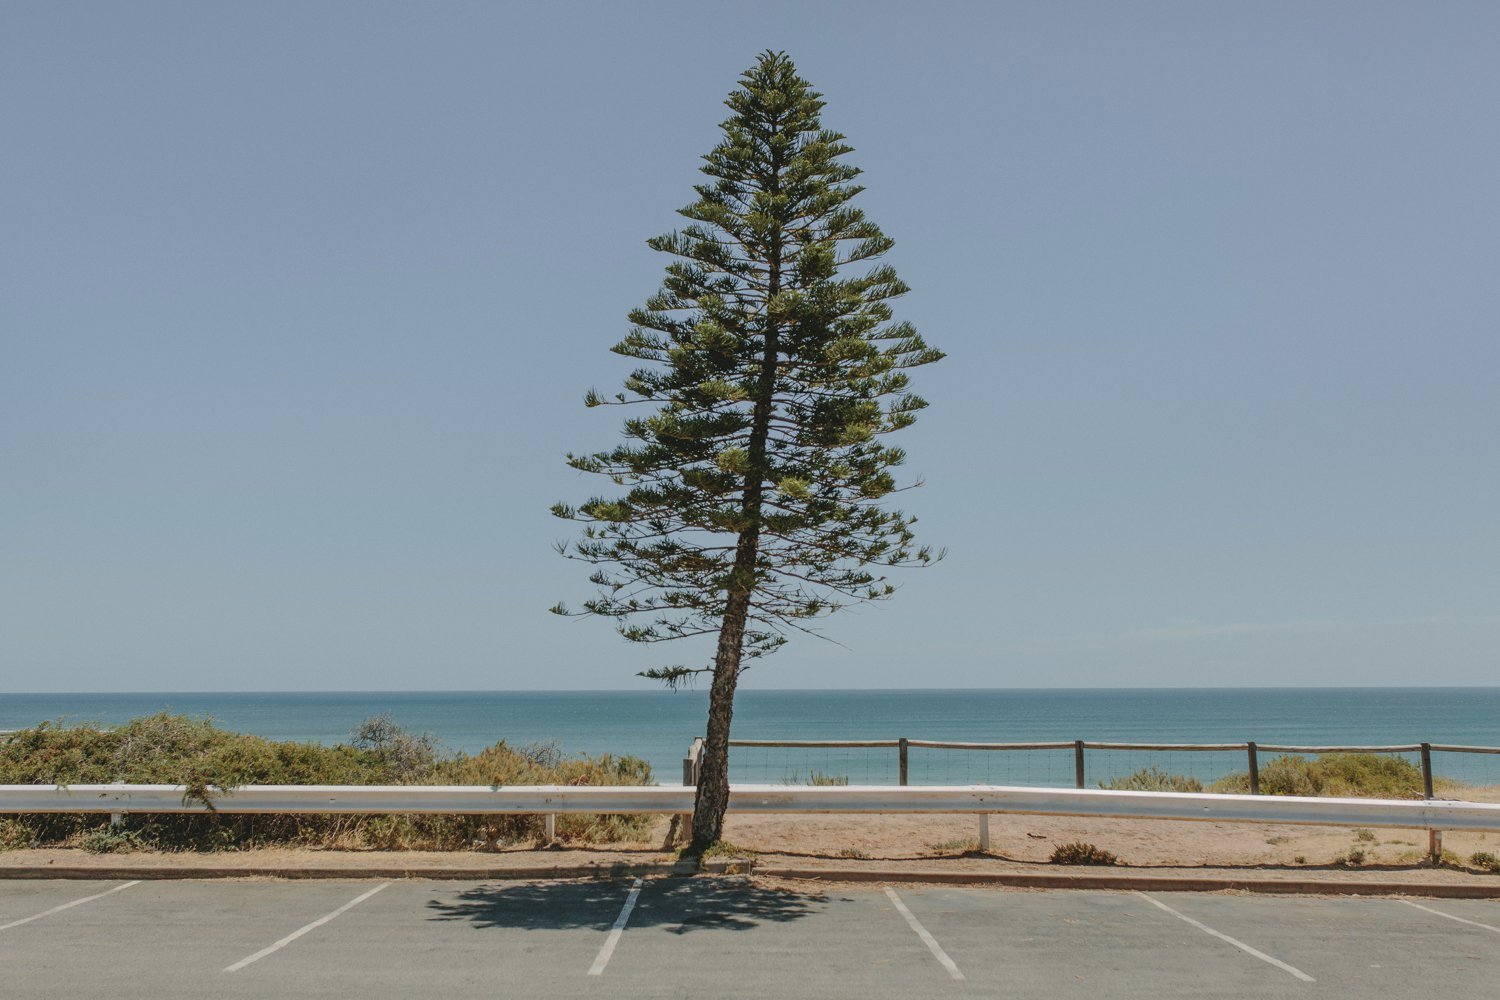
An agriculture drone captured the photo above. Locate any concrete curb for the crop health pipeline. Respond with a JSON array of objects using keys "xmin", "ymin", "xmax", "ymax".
[
  {"xmin": 0, "ymin": 859, "xmax": 747, "ymax": 881},
  {"xmin": 4, "ymin": 858, "xmax": 1495, "ymax": 897},
  {"xmin": 755, "ymin": 865, "xmax": 1500, "ymax": 898}
]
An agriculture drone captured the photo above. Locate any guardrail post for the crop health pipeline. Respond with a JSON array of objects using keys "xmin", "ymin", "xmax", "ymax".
[
  {"xmin": 1074, "ymin": 740, "xmax": 1085, "ymax": 789},
  {"xmin": 978, "ymin": 814, "xmax": 990, "ymax": 853},
  {"xmin": 1421, "ymin": 742, "xmax": 1442, "ymax": 863},
  {"xmin": 898, "ymin": 738, "xmax": 909, "ymax": 786},
  {"xmin": 1247, "ymin": 742, "xmax": 1260, "ymax": 795},
  {"xmin": 671, "ymin": 737, "xmax": 704, "ymax": 847},
  {"xmin": 544, "ymin": 813, "xmax": 556, "ymax": 844}
]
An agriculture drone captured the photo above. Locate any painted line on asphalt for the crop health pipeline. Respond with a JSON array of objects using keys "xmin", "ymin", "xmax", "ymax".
[
  {"xmin": 0, "ymin": 880, "xmax": 140, "ymax": 932},
  {"xmin": 588, "ymin": 877, "xmax": 644, "ymax": 976},
  {"xmin": 1136, "ymin": 892, "xmax": 1314, "ymax": 983},
  {"xmin": 224, "ymin": 883, "xmax": 390, "ymax": 972},
  {"xmin": 883, "ymin": 887, "xmax": 965, "ymax": 981},
  {"xmin": 1400, "ymin": 899, "xmax": 1500, "ymax": 935}
]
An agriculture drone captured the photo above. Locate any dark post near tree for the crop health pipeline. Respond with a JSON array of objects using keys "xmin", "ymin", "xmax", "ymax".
[{"xmin": 553, "ymin": 52, "xmax": 942, "ymax": 853}]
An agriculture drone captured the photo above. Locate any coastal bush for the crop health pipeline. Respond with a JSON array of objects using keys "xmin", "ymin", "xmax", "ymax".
[
  {"xmin": 1208, "ymin": 753, "xmax": 1440, "ymax": 799},
  {"xmin": 0, "ymin": 818, "xmax": 33, "ymax": 849},
  {"xmin": 0, "ymin": 714, "xmax": 654, "ymax": 852},
  {"xmin": 348, "ymin": 714, "xmax": 439, "ymax": 781},
  {"xmin": 1049, "ymin": 841, "xmax": 1119, "ymax": 866},
  {"xmin": 80, "ymin": 825, "xmax": 146, "ymax": 854},
  {"xmin": 1100, "ymin": 766, "xmax": 1203, "ymax": 793},
  {"xmin": 1469, "ymin": 851, "xmax": 1500, "ymax": 872}
]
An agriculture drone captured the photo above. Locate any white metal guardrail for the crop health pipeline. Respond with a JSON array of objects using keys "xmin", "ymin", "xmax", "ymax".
[{"xmin": 4, "ymin": 783, "xmax": 1500, "ymax": 833}]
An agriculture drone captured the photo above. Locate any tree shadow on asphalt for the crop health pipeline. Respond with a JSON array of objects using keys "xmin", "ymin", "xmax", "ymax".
[{"xmin": 424, "ymin": 877, "xmax": 828, "ymax": 934}]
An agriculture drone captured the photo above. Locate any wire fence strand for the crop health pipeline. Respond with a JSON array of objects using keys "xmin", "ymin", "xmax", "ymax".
[{"xmin": 706, "ymin": 738, "xmax": 1500, "ymax": 798}]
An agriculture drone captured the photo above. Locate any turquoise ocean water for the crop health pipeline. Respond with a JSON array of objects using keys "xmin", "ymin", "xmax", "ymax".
[{"xmin": 3, "ymin": 689, "xmax": 1498, "ymax": 787}]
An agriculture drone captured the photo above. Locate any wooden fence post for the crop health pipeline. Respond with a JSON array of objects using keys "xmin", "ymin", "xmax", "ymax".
[
  {"xmin": 1074, "ymin": 740, "xmax": 1086, "ymax": 789},
  {"xmin": 899, "ymin": 738, "xmax": 909, "ymax": 786},
  {"xmin": 1247, "ymin": 742, "xmax": 1260, "ymax": 795}
]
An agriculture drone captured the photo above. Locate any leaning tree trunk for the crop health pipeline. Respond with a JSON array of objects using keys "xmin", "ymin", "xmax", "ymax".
[
  {"xmin": 686, "ymin": 136, "xmax": 783, "ymax": 856},
  {"xmin": 688, "ymin": 589, "xmax": 750, "ymax": 852}
]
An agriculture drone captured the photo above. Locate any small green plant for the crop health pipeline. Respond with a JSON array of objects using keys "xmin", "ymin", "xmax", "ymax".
[
  {"xmin": 1101, "ymin": 766, "xmax": 1203, "ymax": 793},
  {"xmin": 1353, "ymin": 828, "xmax": 1376, "ymax": 842},
  {"xmin": 696, "ymin": 840, "xmax": 757, "ymax": 871},
  {"xmin": 927, "ymin": 837, "xmax": 980, "ymax": 854},
  {"xmin": 836, "ymin": 846, "xmax": 870, "ymax": 859},
  {"xmin": 80, "ymin": 825, "xmax": 145, "ymax": 854},
  {"xmin": 1050, "ymin": 841, "xmax": 1119, "ymax": 866},
  {"xmin": 1293, "ymin": 855, "xmax": 1307, "ymax": 864},
  {"xmin": 1265, "ymin": 835, "xmax": 1289, "ymax": 845},
  {"xmin": 1343, "ymin": 847, "xmax": 1367, "ymax": 866},
  {"xmin": 780, "ymin": 771, "xmax": 850, "ymax": 786},
  {"xmin": 1468, "ymin": 851, "xmax": 1500, "ymax": 872}
]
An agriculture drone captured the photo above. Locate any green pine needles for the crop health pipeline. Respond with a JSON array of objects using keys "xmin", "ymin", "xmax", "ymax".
[{"xmin": 552, "ymin": 51, "xmax": 943, "ymax": 848}]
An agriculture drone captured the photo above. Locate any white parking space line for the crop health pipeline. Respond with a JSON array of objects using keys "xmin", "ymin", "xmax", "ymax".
[
  {"xmin": 0, "ymin": 881, "xmax": 141, "ymax": 935},
  {"xmin": 1136, "ymin": 893, "xmax": 1314, "ymax": 983},
  {"xmin": 1400, "ymin": 900, "xmax": 1500, "ymax": 935},
  {"xmin": 588, "ymin": 877, "xmax": 644, "ymax": 976},
  {"xmin": 0, "ymin": 880, "xmax": 140, "ymax": 932},
  {"xmin": 224, "ymin": 882, "xmax": 390, "ymax": 973},
  {"xmin": 883, "ymin": 887, "xmax": 965, "ymax": 981}
]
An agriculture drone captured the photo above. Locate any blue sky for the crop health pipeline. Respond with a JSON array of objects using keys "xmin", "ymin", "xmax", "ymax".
[{"xmin": 3, "ymin": 1, "xmax": 1496, "ymax": 692}]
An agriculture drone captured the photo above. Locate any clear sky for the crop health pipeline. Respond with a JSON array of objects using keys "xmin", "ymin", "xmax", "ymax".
[{"xmin": 3, "ymin": 1, "xmax": 1496, "ymax": 693}]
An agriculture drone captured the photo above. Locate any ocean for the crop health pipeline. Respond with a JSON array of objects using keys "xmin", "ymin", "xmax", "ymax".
[{"xmin": 4, "ymin": 688, "xmax": 1498, "ymax": 787}]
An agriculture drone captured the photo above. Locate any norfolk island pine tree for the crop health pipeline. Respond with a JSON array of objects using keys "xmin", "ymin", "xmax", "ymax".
[{"xmin": 552, "ymin": 52, "xmax": 943, "ymax": 854}]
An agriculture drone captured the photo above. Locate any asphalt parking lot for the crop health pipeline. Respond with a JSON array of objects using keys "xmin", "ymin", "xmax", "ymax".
[{"xmin": 2, "ymin": 877, "xmax": 1498, "ymax": 999}]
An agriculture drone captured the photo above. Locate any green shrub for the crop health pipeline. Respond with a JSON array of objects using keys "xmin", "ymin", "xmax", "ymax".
[
  {"xmin": 1101, "ymin": 766, "xmax": 1203, "ymax": 793},
  {"xmin": 0, "ymin": 714, "xmax": 654, "ymax": 852},
  {"xmin": 1209, "ymin": 753, "xmax": 1440, "ymax": 799},
  {"xmin": 1050, "ymin": 841, "xmax": 1119, "ymax": 866},
  {"xmin": 80, "ymin": 825, "xmax": 146, "ymax": 854},
  {"xmin": 779, "ymin": 771, "xmax": 850, "ymax": 786},
  {"xmin": 1469, "ymin": 851, "xmax": 1500, "ymax": 872},
  {"xmin": 0, "ymin": 818, "xmax": 33, "ymax": 849}
]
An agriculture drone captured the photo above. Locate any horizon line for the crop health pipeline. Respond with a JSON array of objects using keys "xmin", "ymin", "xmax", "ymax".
[{"xmin": 5, "ymin": 685, "xmax": 1500, "ymax": 696}]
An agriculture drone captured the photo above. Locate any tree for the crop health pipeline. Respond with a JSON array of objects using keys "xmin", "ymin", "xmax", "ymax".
[{"xmin": 552, "ymin": 51, "xmax": 942, "ymax": 852}]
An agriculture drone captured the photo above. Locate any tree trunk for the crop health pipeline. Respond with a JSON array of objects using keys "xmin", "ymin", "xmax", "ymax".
[
  {"xmin": 686, "ymin": 120, "xmax": 784, "ymax": 856},
  {"xmin": 687, "ymin": 589, "xmax": 750, "ymax": 852}
]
